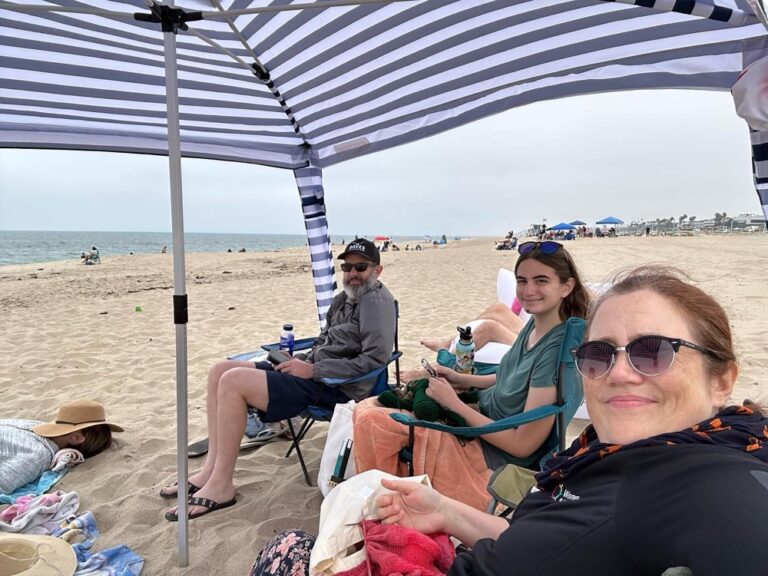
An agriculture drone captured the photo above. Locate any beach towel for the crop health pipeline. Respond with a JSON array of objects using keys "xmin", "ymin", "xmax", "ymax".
[
  {"xmin": 353, "ymin": 400, "xmax": 493, "ymax": 511},
  {"xmin": 310, "ymin": 470, "xmax": 431, "ymax": 576},
  {"xmin": 0, "ymin": 469, "xmax": 69, "ymax": 505},
  {"xmin": 0, "ymin": 490, "xmax": 79, "ymax": 534},
  {"xmin": 57, "ymin": 511, "xmax": 145, "ymax": 576}
]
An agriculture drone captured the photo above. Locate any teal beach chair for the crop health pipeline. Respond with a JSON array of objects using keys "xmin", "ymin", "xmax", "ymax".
[{"xmin": 390, "ymin": 317, "xmax": 586, "ymax": 491}]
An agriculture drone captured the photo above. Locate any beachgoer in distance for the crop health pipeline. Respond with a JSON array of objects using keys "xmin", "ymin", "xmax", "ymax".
[
  {"xmin": 250, "ymin": 266, "xmax": 768, "ymax": 576},
  {"xmin": 353, "ymin": 241, "xmax": 591, "ymax": 510},
  {"xmin": 161, "ymin": 245, "xmax": 167, "ymax": 254},
  {"xmin": 0, "ymin": 400, "xmax": 122, "ymax": 494},
  {"xmin": 162, "ymin": 239, "xmax": 396, "ymax": 520}
]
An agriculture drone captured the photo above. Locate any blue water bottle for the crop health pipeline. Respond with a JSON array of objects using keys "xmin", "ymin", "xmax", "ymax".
[
  {"xmin": 454, "ymin": 325, "xmax": 475, "ymax": 374},
  {"xmin": 279, "ymin": 323, "xmax": 295, "ymax": 356}
]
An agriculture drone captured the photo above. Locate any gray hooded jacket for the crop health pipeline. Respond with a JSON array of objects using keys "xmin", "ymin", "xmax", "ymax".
[{"xmin": 301, "ymin": 281, "xmax": 396, "ymax": 400}]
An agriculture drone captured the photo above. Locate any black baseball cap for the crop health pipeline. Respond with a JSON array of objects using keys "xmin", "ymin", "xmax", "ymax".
[{"xmin": 336, "ymin": 238, "xmax": 380, "ymax": 264}]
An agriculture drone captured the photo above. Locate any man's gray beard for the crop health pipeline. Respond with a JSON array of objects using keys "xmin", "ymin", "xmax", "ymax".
[{"xmin": 343, "ymin": 274, "xmax": 378, "ymax": 301}]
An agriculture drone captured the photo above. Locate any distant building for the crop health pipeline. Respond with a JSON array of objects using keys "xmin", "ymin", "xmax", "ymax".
[{"xmin": 732, "ymin": 213, "xmax": 767, "ymax": 228}]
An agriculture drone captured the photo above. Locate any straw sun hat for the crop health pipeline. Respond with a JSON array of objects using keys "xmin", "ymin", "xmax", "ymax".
[
  {"xmin": 32, "ymin": 399, "xmax": 123, "ymax": 438},
  {"xmin": 0, "ymin": 534, "xmax": 76, "ymax": 576}
]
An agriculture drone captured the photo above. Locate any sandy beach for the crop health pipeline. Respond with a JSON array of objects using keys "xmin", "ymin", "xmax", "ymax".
[{"xmin": 1, "ymin": 234, "xmax": 766, "ymax": 574}]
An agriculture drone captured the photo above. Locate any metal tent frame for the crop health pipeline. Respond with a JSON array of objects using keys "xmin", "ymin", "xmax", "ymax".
[{"xmin": 2, "ymin": 0, "xmax": 767, "ymax": 565}]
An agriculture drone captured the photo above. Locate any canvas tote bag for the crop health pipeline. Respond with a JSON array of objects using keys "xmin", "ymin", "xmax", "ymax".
[
  {"xmin": 318, "ymin": 400, "xmax": 357, "ymax": 497},
  {"xmin": 310, "ymin": 469, "xmax": 431, "ymax": 575}
]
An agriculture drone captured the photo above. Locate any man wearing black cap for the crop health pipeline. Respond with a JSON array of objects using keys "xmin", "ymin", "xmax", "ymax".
[
  {"xmin": 284, "ymin": 238, "xmax": 394, "ymax": 394},
  {"xmin": 163, "ymin": 238, "xmax": 396, "ymax": 519}
]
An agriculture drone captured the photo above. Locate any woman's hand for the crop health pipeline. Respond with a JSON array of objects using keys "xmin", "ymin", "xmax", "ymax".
[
  {"xmin": 375, "ymin": 478, "xmax": 447, "ymax": 534},
  {"xmin": 434, "ymin": 365, "xmax": 466, "ymax": 389},
  {"xmin": 425, "ymin": 377, "xmax": 462, "ymax": 412}
]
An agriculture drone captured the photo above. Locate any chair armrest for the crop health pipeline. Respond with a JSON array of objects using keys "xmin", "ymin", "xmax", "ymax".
[
  {"xmin": 260, "ymin": 337, "xmax": 316, "ymax": 352},
  {"xmin": 320, "ymin": 351, "xmax": 402, "ymax": 387},
  {"xmin": 228, "ymin": 350, "xmax": 266, "ymax": 362},
  {"xmin": 229, "ymin": 337, "xmax": 317, "ymax": 362},
  {"xmin": 389, "ymin": 402, "xmax": 564, "ymax": 437}
]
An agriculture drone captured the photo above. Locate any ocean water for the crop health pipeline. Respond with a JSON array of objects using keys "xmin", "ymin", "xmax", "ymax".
[{"xmin": 0, "ymin": 230, "xmax": 425, "ymax": 266}]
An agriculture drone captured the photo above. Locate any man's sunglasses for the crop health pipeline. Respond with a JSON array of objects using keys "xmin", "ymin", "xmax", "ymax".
[
  {"xmin": 340, "ymin": 262, "xmax": 376, "ymax": 272},
  {"xmin": 518, "ymin": 241, "xmax": 562, "ymax": 255},
  {"xmin": 571, "ymin": 335, "xmax": 718, "ymax": 379}
]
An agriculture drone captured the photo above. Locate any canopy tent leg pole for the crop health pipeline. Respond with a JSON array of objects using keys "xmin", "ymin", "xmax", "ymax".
[
  {"xmin": 749, "ymin": 128, "xmax": 768, "ymax": 226},
  {"xmin": 293, "ymin": 166, "xmax": 337, "ymax": 328},
  {"xmin": 160, "ymin": 16, "xmax": 190, "ymax": 567}
]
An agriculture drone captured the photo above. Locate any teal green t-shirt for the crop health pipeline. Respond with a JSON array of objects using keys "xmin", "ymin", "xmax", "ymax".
[{"xmin": 477, "ymin": 319, "xmax": 565, "ymax": 470}]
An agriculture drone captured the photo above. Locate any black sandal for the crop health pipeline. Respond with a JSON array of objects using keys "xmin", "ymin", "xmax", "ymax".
[
  {"xmin": 164, "ymin": 495, "xmax": 237, "ymax": 521},
  {"xmin": 158, "ymin": 481, "xmax": 200, "ymax": 500}
]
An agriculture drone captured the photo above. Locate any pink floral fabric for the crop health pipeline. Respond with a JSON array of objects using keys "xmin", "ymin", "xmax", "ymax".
[{"xmin": 249, "ymin": 530, "xmax": 315, "ymax": 576}]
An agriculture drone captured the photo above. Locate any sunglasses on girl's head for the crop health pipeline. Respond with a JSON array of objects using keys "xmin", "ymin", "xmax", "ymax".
[
  {"xmin": 340, "ymin": 262, "xmax": 375, "ymax": 272},
  {"xmin": 518, "ymin": 241, "xmax": 562, "ymax": 255},
  {"xmin": 571, "ymin": 335, "xmax": 718, "ymax": 379}
]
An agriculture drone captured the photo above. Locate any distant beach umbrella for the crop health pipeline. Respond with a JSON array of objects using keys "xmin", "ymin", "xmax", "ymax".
[
  {"xmin": 596, "ymin": 216, "xmax": 625, "ymax": 225},
  {"xmin": 374, "ymin": 235, "xmax": 390, "ymax": 241},
  {"xmin": 569, "ymin": 220, "xmax": 587, "ymax": 226},
  {"xmin": 550, "ymin": 222, "xmax": 577, "ymax": 230}
]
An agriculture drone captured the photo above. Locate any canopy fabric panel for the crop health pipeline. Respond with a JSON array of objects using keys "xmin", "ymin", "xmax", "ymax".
[
  {"xmin": 2, "ymin": 0, "xmax": 766, "ymax": 170},
  {"xmin": 750, "ymin": 128, "xmax": 768, "ymax": 220},
  {"xmin": 294, "ymin": 165, "xmax": 336, "ymax": 324}
]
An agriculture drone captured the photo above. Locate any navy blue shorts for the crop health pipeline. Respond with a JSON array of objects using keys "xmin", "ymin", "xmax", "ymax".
[{"xmin": 253, "ymin": 361, "xmax": 351, "ymax": 422}]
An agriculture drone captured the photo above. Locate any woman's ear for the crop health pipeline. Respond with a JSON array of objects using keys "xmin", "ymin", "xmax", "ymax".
[
  {"xmin": 561, "ymin": 277, "xmax": 576, "ymax": 298},
  {"xmin": 711, "ymin": 363, "xmax": 738, "ymax": 409}
]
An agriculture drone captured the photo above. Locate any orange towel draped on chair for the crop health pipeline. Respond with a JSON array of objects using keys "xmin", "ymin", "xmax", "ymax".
[{"xmin": 352, "ymin": 398, "xmax": 493, "ymax": 511}]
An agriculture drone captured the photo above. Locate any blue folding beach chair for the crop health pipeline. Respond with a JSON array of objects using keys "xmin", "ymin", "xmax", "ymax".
[
  {"xmin": 231, "ymin": 301, "xmax": 402, "ymax": 485},
  {"xmin": 390, "ymin": 317, "xmax": 586, "ymax": 498}
]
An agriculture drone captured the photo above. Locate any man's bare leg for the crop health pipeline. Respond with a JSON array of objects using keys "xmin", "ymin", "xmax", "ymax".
[
  {"xmin": 166, "ymin": 365, "xmax": 270, "ymax": 517},
  {"xmin": 159, "ymin": 360, "xmax": 259, "ymax": 498}
]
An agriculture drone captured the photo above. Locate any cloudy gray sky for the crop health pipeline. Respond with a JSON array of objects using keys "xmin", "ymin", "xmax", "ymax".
[{"xmin": 0, "ymin": 89, "xmax": 759, "ymax": 238}]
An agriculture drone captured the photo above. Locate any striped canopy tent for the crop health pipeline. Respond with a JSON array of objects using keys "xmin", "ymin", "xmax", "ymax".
[{"xmin": 2, "ymin": 0, "xmax": 768, "ymax": 563}]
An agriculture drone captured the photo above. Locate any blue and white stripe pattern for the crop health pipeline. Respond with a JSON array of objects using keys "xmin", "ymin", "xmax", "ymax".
[
  {"xmin": 600, "ymin": 0, "xmax": 755, "ymax": 25},
  {"xmin": 750, "ymin": 128, "xmax": 768, "ymax": 223},
  {"xmin": 293, "ymin": 165, "xmax": 336, "ymax": 324},
  {"xmin": 2, "ymin": 0, "xmax": 766, "ymax": 170}
]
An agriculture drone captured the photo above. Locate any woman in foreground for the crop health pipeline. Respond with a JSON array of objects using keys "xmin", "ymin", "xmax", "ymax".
[
  {"xmin": 252, "ymin": 266, "xmax": 768, "ymax": 575},
  {"xmin": 353, "ymin": 240, "xmax": 591, "ymax": 510}
]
